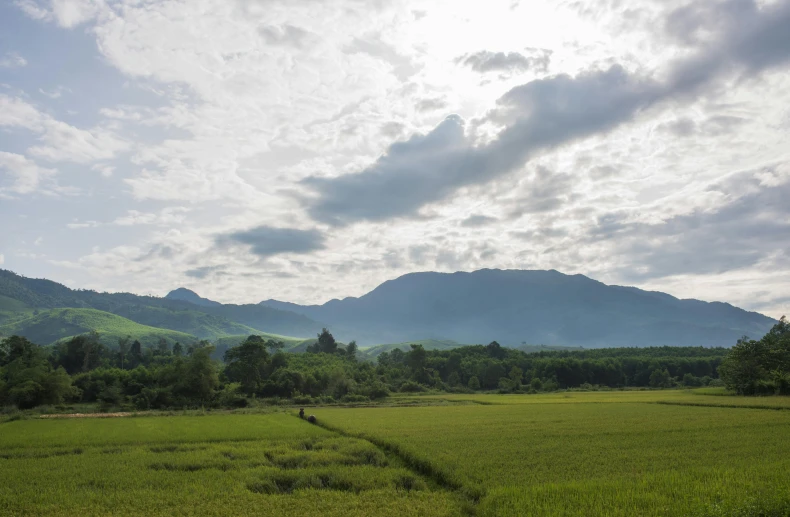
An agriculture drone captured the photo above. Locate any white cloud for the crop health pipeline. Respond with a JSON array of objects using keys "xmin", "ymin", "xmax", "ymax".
[
  {"xmin": 0, "ymin": 52, "xmax": 27, "ymax": 68},
  {"xmin": 113, "ymin": 207, "xmax": 190, "ymax": 226},
  {"xmin": 14, "ymin": 0, "xmax": 49, "ymax": 21},
  {"xmin": 0, "ymin": 94, "xmax": 129, "ymax": 164},
  {"xmin": 0, "ymin": 152, "xmax": 57, "ymax": 195},
  {"xmin": 91, "ymin": 163, "xmax": 114, "ymax": 177},
  {"xmin": 50, "ymin": 0, "xmax": 104, "ymax": 28}
]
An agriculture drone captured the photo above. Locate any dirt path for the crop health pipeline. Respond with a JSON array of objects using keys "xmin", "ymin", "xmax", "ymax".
[{"xmin": 40, "ymin": 412, "xmax": 132, "ymax": 419}]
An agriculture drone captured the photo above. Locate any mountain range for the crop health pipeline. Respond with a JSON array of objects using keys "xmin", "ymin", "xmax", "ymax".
[{"xmin": 0, "ymin": 268, "xmax": 777, "ymax": 351}]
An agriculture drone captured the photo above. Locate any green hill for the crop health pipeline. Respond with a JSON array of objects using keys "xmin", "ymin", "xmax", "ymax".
[
  {"xmin": 107, "ymin": 305, "xmax": 262, "ymax": 340},
  {"xmin": 0, "ymin": 308, "xmax": 197, "ymax": 347},
  {"xmin": 0, "ymin": 269, "xmax": 324, "ymax": 339},
  {"xmin": 0, "ymin": 294, "xmax": 34, "ymax": 325},
  {"xmin": 361, "ymin": 339, "xmax": 468, "ymax": 357}
]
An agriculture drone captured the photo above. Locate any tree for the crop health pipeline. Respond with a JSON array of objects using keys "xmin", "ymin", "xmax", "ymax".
[
  {"xmin": 118, "ymin": 335, "xmax": 131, "ymax": 369},
  {"xmin": 317, "ymin": 328, "xmax": 337, "ymax": 354},
  {"xmin": 719, "ymin": 317, "xmax": 790, "ymax": 395},
  {"xmin": 130, "ymin": 340, "xmax": 143, "ymax": 363},
  {"xmin": 486, "ymin": 341, "xmax": 507, "ymax": 360},
  {"xmin": 0, "ymin": 336, "xmax": 76, "ymax": 409},
  {"xmin": 266, "ymin": 339, "xmax": 285, "ymax": 353},
  {"xmin": 468, "ymin": 376, "xmax": 481, "ymax": 390},
  {"xmin": 223, "ymin": 336, "xmax": 270, "ymax": 395},
  {"xmin": 156, "ymin": 338, "xmax": 169, "ymax": 355},
  {"xmin": 177, "ymin": 346, "xmax": 218, "ymax": 403},
  {"xmin": 649, "ymin": 368, "xmax": 672, "ymax": 388},
  {"xmin": 447, "ymin": 371, "xmax": 461, "ymax": 387},
  {"xmin": 173, "ymin": 342, "xmax": 183, "ymax": 356},
  {"xmin": 406, "ymin": 344, "xmax": 428, "ymax": 383},
  {"xmin": 346, "ymin": 340, "xmax": 358, "ymax": 360},
  {"xmin": 509, "ymin": 366, "xmax": 524, "ymax": 387}
]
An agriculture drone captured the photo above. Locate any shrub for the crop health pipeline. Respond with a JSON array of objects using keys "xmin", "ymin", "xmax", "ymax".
[{"xmin": 399, "ymin": 381, "xmax": 425, "ymax": 393}]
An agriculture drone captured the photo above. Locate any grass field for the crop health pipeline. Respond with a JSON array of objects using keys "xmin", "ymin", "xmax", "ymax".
[
  {"xmin": 0, "ymin": 413, "xmax": 466, "ymax": 516},
  {"xmin": 2, "ymin": 391, "xmax": 789, "ymax": 516}
]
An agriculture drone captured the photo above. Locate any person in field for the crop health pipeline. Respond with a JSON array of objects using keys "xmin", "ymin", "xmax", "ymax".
[{"xmin": 299, "ymin": 408, "xmax": 305, "ymax": 419}]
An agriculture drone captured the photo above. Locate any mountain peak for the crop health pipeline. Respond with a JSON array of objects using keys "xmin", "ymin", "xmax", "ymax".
[{"xmin": 165, "ymin": 288, "xmax": 221, "ymax": 307}]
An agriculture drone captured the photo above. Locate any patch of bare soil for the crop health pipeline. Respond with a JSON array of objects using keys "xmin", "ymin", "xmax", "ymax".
[{"xmin": 40, "ymin": 412, "xmax": 132, "ymax": 419}]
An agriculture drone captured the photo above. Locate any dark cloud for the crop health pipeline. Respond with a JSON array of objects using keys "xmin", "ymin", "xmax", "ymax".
[
  {"xmin": 506, "ymin": 167, "xmax": 576, "ymax": 218},
  {"xmin": 660, "ymin": 117, "xmax": 697, "ymax": 137},
  {"xmin": 185, "ymin": 265, "xmax": 224, "ymax": 279},
  {"xmin": 457, "ymin": 49, "xmax": 552, "ymax": 74},
  {"xmin": 380, "ymin": 121, "xmax": 405, "ymax": 138},
  {"xmin": 303, "ymin": 0, "xmax": 790, "ymax": 226},
  {"xmin": 460, "ymin": 214, "xmax": 498, "ymax": 227},
  {"xmin": 217, "ymin": 226, "xmax": 326, "ymax": 258},
  {"xmin": 135, "ymin": 244, "xmax": 175, "ymax": 262},
  {"xmin": 415, "ymin": 97, "xmax": 448, "ymax": 112}
]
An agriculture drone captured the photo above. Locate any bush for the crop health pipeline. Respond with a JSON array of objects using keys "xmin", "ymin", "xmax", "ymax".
[
  {"xmin": 216, "ymin": 383, "xmax": 248, "ymax": 408},
  {"xmin": 399, "ymin": 381, "xmax": 425, "ymax": 393}
]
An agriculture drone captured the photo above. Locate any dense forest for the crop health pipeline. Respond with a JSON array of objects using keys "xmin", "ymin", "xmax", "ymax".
[{"xmin": 2, "ymin": 323, "xmax": 761, "ymax": 411}]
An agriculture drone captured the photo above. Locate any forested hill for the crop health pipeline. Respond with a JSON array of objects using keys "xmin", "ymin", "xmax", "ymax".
[
  {"xmin": 260, "ymin": 269, "xmax": 776, "ymax": 347},
  {"xmin": 0, "ymin": 269, "xmax": 323, "ymax": 344}
]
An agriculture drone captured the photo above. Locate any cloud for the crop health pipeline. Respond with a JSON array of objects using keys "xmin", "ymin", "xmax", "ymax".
[
  {"xmin": 259, "ymin": 24, "xmax": 312, "ymax": 48},
  {"xmin": 592, "ymin": 163, "xmax": 790, "ymax": 281},
  {"xmin": 185, "ymin": 265, "xmax": 225, "ymax": 279},
  {"xmin": 216, "ymin": 226, "xmax": 326, "ymax": 258},
  {"xmin": 66, "ymin": 220, "xmax": 100, "ymax": 229},
  {"xmin": 415, "ymin": 97, "xmax": 448, "ymax": 112},
  {"xmin": 460, "ymin": 214, "xmax": 497, "ymax": 227},
  {"xmin": 0, "ymin": 94, "xmax": 128, "ymax": 164},
  {"xmin": 303, "ymin": 0, "xmax": 790, "ymax": 226},
  {"xmin": 112, "ymin": 207, "xmax": 190, "ymax": 226},
  {"xmin": 0, "ymin": 52, "xmax": 27, "ymax": 68},
  {"xmin": 0, "ymin": 254, "xmax": 4, "ymax": 265},
  {"xmin": 14, "ymin": 0, "xmax": 49, "ymax": 21},
  {"xmin": 91, "ymin": 164, "xmax": 114, "ymax": 177},
  {"xmin": 0, "ymin": 152, "xmax": 57, "ymax": 195},
  {"xmin": 457, "ymin": 49, "xmax": 552, "ymax": 74},
  {"xmin": 39, "ymin": 86, "xmax": 70, "ymax": 99}
]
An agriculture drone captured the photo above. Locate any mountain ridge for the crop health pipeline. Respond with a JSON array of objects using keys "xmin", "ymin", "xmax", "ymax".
[{"xmin": 260, "ymin": 269, "xmax": 776, "ymax": 347}]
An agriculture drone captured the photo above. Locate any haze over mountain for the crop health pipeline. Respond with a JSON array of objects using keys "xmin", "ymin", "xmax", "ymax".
[{"xmin": 259, "ymin": 269, "xmax": 776, "ymax": 347}]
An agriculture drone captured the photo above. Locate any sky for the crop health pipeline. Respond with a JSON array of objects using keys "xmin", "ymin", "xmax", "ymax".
[{"xmin": 0, "ymin": 0, "xmax": 789, "ymax": 318}]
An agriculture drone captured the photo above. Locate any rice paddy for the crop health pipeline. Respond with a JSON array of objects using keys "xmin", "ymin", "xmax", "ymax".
[{"xmin": 2, "ymin": 391, "xmax": 789, "ymax": 516}]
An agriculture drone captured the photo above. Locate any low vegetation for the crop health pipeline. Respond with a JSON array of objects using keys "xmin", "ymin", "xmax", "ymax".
[
  {"xmin": 0, "ymin": 413, "xmax": 465, "ymax": 516},
  {"xmin": 318, "ymin": 394, "xmax": 790, "ymax": 516}
]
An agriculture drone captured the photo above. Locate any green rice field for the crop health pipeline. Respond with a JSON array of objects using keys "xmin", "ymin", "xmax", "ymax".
[{"xmin": 2, "ymin": 390, "xmax": 789, "ymax": 516}]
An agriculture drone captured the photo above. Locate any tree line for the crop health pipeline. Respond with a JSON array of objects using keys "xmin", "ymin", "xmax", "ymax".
[{"xmin": 2, "ymin": 321, "xmax": 786, "ymax": 411}]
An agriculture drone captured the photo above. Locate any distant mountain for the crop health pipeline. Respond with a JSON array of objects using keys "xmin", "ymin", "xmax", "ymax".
[
  {"xmin": 260, "ymin": 269, "xmax": 777, "ymax": 347},
  {"xmin": 165, "ymin": 288, "xmax": 221, "ymax": 307},
  {"xmin": 0, "ymin": 269, "xmax": 322, "ymax": 344}
]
